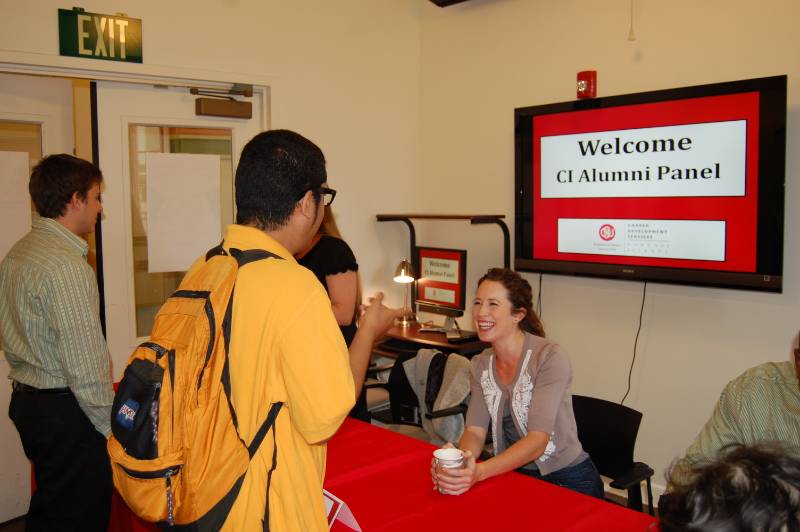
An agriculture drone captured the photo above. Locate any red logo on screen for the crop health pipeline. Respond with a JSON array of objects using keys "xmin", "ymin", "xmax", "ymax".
[{"xmin": 599, "ymin": 224, "xmax": 616, "ymax": 241}]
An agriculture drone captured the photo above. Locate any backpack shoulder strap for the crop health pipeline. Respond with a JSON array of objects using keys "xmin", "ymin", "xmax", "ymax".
[
  {"xmin": 229, "ymin": 248, "xmax": 281, "ymax": 266},
  {"xmin": 205, "ymin": 242, "xmax": 227, "ymax": 260},
  {"xmin": 218, "ymin": 245, "xmax": 284, "ymax": 371},
  {"xmin": 218, "ymin": 246, "xmax": 285, "ymax": 433},
  {"xmin": 203, "ymin": 243, "xmax": 282, "ymax": 266},
  {"xmin": 425, "ymin": 352, "xmax": 450, "ymax": 414}
]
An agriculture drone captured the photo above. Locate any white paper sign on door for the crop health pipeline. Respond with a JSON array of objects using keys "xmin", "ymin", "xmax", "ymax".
[{"xmin": 146, "ymin": 152, "xmax": 221, "ymax": 273}]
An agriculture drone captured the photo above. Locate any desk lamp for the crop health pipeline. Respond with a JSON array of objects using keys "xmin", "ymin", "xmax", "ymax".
[{"xmin": 393, "ymin": 259, "xmax": 416, "ymax": 327}]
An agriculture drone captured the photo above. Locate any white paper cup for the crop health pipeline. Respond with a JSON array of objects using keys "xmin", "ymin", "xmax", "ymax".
[
  {"xmin": 433, "ymin": 448, "xmax": 464, "ymax": 469},
  {"xmin": 433, "ymin": 448, "xmax": 464, "ymax": 494}
]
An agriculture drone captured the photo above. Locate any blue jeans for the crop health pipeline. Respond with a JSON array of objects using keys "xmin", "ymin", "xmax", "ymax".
[{"xmin": 519, "ymin": 457, "xmax": 605, "ymax": 499}]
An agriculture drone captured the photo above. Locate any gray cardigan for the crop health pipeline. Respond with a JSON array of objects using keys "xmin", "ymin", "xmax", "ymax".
[{"xmin": 465, "ymin": 333, "xmax": 586, "ymax": 476}]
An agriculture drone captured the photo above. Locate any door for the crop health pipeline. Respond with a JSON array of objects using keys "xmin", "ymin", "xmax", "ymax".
[
  {"xmin": 95, "ymin": 81, "xmax": 266, "ymax": 379},
  {"xmin": 0, "ymin": 72, "xmax": 75, "ymax": 522}
]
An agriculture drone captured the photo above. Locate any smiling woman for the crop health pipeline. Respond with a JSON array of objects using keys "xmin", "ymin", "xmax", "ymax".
[
  {"xmin": 472, "ymin": 269, "xmax": 544, "ymax": 340},
  {"xmin": 432, "ymin": 268, "xmax": 603, "ymax": 499}
]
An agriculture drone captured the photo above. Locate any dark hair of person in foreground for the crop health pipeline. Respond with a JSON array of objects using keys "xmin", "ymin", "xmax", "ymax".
[
  {"xmin": 660, "ymin": 443, "xmax": 800, "ymax": 532},
  {"xmin": 234, "ymin": 129, "xmax": 326, "ymax": 231}
]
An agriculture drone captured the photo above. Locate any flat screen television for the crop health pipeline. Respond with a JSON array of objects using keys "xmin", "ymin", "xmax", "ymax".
[{"xmin": 514, "ymin": 75, "xmax": 786, "ymax": 292}]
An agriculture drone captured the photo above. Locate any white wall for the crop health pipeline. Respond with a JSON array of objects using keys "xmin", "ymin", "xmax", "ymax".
[
  {"xmin": 0, "ymin": 0, "xmax": 422, "ymax": 521},
  {"xmin": 1, "ymin": 0, "xmax": 798, "ymax": 508},
  {"xmin": 0, "ymin": 0, "xmax": 423, "ymax": 306},
  {"xmin": 418, "ymin": 0, "xmax": 800, "ymax": 496},
  {"xmin": 0, "ymin": 73, "xmax": 75, "ymax": 522}
]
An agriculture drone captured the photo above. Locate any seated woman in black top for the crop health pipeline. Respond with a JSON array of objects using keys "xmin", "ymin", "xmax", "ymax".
[{"xmin": 296, "ymin": 206, "xmax": 366, "ymax": 420}]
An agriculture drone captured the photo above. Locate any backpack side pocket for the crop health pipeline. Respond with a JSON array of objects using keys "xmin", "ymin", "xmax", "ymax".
[
  {"xmin": 108, "ymin": 439, "xmax": 184, "ymax": 525},
  {"xmin": 112, "ymin": 357, "xmax": 165, "ymax": 459}
]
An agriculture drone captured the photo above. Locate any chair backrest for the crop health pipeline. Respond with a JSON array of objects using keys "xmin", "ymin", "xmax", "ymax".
[
  {"xmin": 423, "ymin": 351, "xmax": 450, "ymax": 415},
  {"xmin": 397, "ymin": 350, "xmax": 470, "ymax": 444},
  {"xmin": 387, "ymin": 350, "xmax": 420, "ymax": 424},
  {"xmin": 572, "ymin": 394, "xmax": 642, "ymax": 479}
]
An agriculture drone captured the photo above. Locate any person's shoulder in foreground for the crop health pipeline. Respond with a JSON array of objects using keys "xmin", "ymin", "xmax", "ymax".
[
  {"xmin": 660, "ymin": 442, "xmax": 800, "ymax": 532},
  {"xmin": 668, "ymin": 332, "xmax": 800, "ymax": 488}
]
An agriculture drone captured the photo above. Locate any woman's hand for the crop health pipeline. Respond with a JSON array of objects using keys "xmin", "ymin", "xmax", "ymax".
[
  {"xmin": 430, "ymin": 442, "xmax": 455, "ymax": 492},
  {"xmin": 433, "ymin": 449, "xmax": 480, "ymax": 496},
  {"xmin": 358, "ymin": 292, "xmax": 404, "ymax": 341}
]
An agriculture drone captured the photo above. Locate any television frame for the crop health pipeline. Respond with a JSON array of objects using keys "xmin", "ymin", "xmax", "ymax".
[{"xmin": 514, "ymin": 75, "xmax": 787, "ymax": 292}]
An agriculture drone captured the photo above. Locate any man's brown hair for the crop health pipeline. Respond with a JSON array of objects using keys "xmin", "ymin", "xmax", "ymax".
[{"xmin": 29, "ymin": 154, "xmax": 103, "ymax": 218}]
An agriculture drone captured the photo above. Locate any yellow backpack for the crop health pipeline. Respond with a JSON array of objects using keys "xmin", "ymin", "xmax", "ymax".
[{"xmin": 108, "ymin": 245, "xmax": 283, "ymax": 529}]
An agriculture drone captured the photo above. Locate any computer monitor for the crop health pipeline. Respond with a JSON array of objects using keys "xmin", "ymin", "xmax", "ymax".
[{"xmin": 415, "ymin": 246, "xmax": 467, "ymax": 335}]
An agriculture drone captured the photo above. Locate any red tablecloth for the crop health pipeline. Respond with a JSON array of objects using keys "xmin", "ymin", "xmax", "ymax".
[
  {"xmin": 325, "ymin": 418, "xmax": 658, "ymax": 531},
  {"xmin": 108, "ymin": 418, "xmax": 658, "ymax": 531}
]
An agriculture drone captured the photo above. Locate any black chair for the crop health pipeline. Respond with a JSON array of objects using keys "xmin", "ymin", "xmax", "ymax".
[
  {"xmin": 366, "ymin": 350, "xmax": 421, "ymax": 426},
  {"xmin": 363, "ymin": 370, "xmax": 391, "ymax": 419},
  {"xmin": 572, "ymin": 394, "xmax": 655, "ymax": 515}
]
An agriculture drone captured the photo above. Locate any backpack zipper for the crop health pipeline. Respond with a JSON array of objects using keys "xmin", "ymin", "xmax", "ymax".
[
  {"xmin": 120, "ymin": 464, "xmax": 181, "ymax": 479},
  {"xmin": 167, "ymin": 349, "xmax": 176, "ymax": 438},
  {"xmin": 120, "ymin": 464, "xmax": 181, "ymax": 526},
  {"xmin": 150, "ymin": 382, "xmax": 161, "ymax": 450},
  {"xmin": 165, "ymin": 469, "xmax": 176, "ymax": 526}
]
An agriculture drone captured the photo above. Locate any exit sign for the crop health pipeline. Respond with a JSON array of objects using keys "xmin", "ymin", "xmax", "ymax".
[{"xmin": 58, "ymin": 8, "xmax": 142, "ymax": 63}]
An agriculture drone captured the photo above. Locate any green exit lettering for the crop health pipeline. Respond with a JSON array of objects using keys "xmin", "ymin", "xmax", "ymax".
[{"xmin": 59, "ymin": 9, "xmax": 143, "ymax": 63}]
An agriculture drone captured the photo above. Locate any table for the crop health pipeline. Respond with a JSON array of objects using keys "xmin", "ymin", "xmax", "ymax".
[
  {"xmin": 325, "ymin": 418, "xmax": 658, "ymax": 531},
  {"xmin": 108, "ymin": 418, "xmax": 657, "ymax": 531},
  {"xmin": 374, "ymin": 323, "xmax": 489, "ymax": 359}
]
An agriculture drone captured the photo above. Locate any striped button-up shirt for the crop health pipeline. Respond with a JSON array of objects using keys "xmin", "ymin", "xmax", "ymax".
[
  {"xmin": 0, "ymin": 215, "xmax": 113, "ymax": 436},
  {"xmin": 670, "ymin": 360, "xmax": 800, "ymax": 485}
]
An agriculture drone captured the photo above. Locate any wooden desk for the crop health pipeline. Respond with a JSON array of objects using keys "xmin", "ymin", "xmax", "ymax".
[{"xmin": 374, "ymin": 323, "xmax": 489, "ymax": 359}]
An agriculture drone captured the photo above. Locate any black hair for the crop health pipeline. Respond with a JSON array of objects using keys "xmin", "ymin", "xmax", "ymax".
[
  {"xmin": 29, "ymin": 154, "xmax": 103, "ymax": 218},
  {"xmin": 477, "ymin": 268, "xmax": 545, "ymax": 337},
  {"xmin": 234, "ymin": 129, "xmax": 326, "ymax": 231},
  {"xmin": 661, "ymin": 443, "xmax": 800, "ymax": 532}
]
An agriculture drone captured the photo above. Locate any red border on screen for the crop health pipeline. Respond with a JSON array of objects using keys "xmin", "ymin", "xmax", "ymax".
[
  {"xmin": 417, "ymin": 248, "xmax": 464, "ymax": 310},
  {"xmin": 531, "ymin": 91, "xmax": 760, "ymax": 272}
]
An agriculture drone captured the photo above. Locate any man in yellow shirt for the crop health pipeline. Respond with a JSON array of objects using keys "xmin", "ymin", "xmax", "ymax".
[{"xmin": 186, "ymin": 129, "xmax": 400, "ymax": 531}]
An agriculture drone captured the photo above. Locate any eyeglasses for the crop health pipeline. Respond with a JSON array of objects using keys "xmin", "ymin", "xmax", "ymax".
[{"xmin": 296, "ymin": 186, "xmax": 337, "ymax": 207}]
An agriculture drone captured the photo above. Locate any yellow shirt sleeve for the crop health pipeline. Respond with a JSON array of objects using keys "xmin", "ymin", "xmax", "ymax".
[{"xmin": 278, "ymin": 287, "xmax": 355, "ymax": 444}]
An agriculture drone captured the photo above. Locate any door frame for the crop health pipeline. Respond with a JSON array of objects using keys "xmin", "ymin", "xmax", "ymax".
[
  {"xmin": 0, "ymin": 61, "xmax": 271, "ymax": 335},
  {"xmin": 0, "ymin": 61, "xmax": 272, "ymax": 152}
]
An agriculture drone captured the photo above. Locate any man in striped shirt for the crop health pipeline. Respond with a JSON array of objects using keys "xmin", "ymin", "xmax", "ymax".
[
  {"xmin": 668, "ymin": 332, "xmax": 800, "ymax": 487},
  {"xmin": 0, "ymin": 154, "xmax": 113, "ymax": 532}
]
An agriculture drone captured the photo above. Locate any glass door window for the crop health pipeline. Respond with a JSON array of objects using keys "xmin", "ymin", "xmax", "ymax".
[
  {"xmin": 0, "ymin": 121, "xmax": 42, "ymax": 166},
  {"xmin": 128, "ymin": 125, "xmax": 233, "ymax": 336}
]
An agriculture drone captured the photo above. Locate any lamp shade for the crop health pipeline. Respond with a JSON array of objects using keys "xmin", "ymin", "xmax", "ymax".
[{"xmin": 393, "ymin": 259, "xmax": 415, "ymax": 283}]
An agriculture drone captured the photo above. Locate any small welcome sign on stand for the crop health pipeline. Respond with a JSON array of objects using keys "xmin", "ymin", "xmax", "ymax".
[{"xmin": 323, "ymin": 489, "xmax": 361, "ymax": 531}]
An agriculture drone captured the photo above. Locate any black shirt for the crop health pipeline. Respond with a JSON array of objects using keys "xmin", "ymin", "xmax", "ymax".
[{"xmin": 297, "ymin": 235, "xmax": 359, "ymax": 346}]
